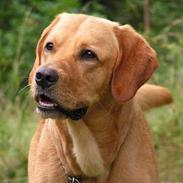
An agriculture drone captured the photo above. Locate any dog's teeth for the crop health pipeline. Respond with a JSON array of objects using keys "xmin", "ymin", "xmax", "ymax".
[{"xmin": 39, "ymin": 101, "xmax": 54, "ymax": 107}]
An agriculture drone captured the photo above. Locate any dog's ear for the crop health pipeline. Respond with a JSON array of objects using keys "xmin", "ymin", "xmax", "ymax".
[
  {"xmin": 29, "ymin": 15, "xmax": 60, "ymax": 83},
  {"xmin": 112, "ymin": 25, "xmax": 158, "ymax": 103}
]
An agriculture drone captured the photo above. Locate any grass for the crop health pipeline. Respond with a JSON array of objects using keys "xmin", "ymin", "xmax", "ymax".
[
  {"xmin": 147, "ymin": 97, "xmax": 183, "ymax": 182},
  {"xmin": 0, "ymin": 94, "xmax": 37, "ymax": 183}
]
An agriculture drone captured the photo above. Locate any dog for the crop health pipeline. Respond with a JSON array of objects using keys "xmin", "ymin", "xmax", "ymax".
[{"xmin": 28, "ymin": 13, "xmax": 172, "ymax": 183}]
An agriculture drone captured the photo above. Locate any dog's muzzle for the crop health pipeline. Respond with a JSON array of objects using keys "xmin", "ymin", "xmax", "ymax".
[{"xmin": 36, "ymin": 94, "xmax": 88, "ymax": 120}]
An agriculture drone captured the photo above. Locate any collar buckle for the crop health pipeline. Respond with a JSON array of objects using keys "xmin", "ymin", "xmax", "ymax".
[{"xmin": 68, "ymin": 176, "xmax": 81, "ymax": 183}]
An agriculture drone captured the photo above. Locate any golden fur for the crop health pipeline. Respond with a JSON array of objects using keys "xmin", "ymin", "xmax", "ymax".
[{"xmin": 28, "ymin": 13, "xmax": 172, "ymax": 183}]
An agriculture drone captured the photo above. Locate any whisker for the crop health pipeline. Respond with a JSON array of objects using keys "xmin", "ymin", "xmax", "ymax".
[{"xmin": 17, "ymin": 84, "xmax": 31, "ymax": 95}]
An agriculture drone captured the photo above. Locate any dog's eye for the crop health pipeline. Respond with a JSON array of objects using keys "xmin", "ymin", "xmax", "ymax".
[
  {"xmin": 80, "ymin": 49, "xmax": 97, "ymax": 61},
  {"xmin": 45, "ymin": 42, "xmax": 54, "ymax": 51}
]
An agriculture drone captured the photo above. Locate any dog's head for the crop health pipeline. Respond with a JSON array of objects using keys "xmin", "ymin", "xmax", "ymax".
[{"xmin": 29, "ymin": 13, "xmax": 158, "ymax": 120}]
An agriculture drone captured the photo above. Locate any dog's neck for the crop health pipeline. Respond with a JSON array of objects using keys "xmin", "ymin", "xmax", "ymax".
[{"xmin": 45, "ymin": 94, "xmax": 134, "ymax": 179}]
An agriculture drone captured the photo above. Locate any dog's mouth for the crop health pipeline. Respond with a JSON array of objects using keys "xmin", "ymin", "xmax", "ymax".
[{"xmin": 35, "ymin": 94, "xmax": 88, "ymax": 120}]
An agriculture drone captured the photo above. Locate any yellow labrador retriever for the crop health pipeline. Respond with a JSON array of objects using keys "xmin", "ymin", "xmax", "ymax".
[{"xmin": 28, "ymin": 13, "xmax": 172, "ymax": 183}]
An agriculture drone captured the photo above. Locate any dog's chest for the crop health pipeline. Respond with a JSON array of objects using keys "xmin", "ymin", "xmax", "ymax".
[{"xmin": 46, "ymin": 120, "xmax": 82, "ymax": 175}]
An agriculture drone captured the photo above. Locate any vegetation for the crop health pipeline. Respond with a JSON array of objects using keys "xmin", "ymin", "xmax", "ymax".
[{"xmin": 0, "ymin": 0, "xmax": 183, "ymax": 182}]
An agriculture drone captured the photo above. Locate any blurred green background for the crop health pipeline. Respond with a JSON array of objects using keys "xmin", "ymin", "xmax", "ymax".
[{"xmin": 0, "ymin": 0, "xmax": 183, "ymax": 182}]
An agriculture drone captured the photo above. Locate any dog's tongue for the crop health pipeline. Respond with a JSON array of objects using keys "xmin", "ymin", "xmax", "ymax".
[
  {"xmin": 41, "ymin": 98, "xmax": 52, "ymax": 104},
  {"xmin": 38, "ymin": 95, "xmax": 58, "ymax": 108}
]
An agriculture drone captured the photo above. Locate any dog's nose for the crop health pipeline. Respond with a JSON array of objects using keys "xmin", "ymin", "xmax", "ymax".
[{"xmin": 35, "ymin": 67, "xmax": 59, "ymax": 88}]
